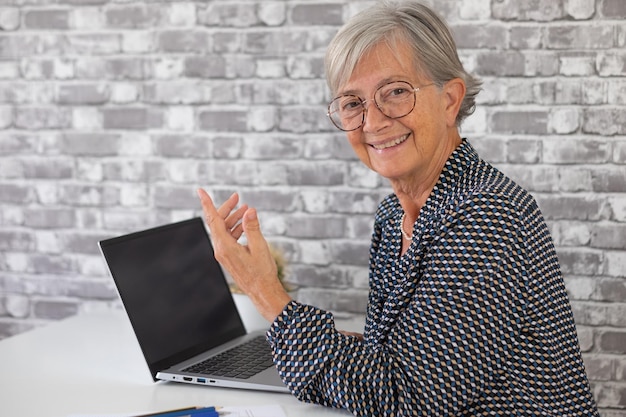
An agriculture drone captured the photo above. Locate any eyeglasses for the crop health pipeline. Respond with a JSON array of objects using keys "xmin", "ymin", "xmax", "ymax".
[{"xmin": 327, "ymin": 81, "xmax": 434, "ymax": 132}]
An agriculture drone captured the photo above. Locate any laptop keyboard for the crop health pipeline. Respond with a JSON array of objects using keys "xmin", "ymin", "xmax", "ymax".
[{"xmin": 183, "ymin": 336, "xmax": 275, "ymax": 379}]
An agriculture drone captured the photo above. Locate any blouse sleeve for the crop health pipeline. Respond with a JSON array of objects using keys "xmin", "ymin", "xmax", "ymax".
[{"xmin": 266, "ymin": 192, "xmax": 531, "ymax": 416}]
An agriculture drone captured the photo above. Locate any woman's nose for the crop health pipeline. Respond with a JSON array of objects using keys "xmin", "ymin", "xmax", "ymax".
[{"xmin": 362, "ymin": 101, "xmax": 391, "ymax": 132}]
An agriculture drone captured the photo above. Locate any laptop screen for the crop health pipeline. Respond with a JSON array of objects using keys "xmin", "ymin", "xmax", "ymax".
[{"xmin": 100, "ymin": 217, "xmax": 246, "ymax": 379}]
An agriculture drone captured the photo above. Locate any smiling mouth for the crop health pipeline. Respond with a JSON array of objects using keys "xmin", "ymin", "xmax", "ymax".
[{"xmin": 370, "ymin": 134, "xmax": 410, "ymax": 150}]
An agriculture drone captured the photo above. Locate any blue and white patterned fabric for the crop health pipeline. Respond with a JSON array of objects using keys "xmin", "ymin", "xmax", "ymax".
[{"xmin": 267, "ymin": 139, "xmax": 599, "ymax": 416}]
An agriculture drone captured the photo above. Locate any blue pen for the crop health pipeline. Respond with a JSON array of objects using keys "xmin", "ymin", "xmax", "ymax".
[
  {"xmin": 134, "ymin": 407, "xmax": 217, "ymax": 417},
  {"xmin": 180, "ymin": 410, "xmax": 221, "ymax": 417}
]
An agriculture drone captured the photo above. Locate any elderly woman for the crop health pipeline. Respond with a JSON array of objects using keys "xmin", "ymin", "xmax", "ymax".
[{"xmin": 198, "ymin": 1, "xmax": 599, "ymax": 415}]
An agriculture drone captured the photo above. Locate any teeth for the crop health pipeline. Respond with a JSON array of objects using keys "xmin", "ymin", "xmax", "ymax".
[{"xmin": 372, "ymin": 134, "xmax": 409, "ymax": 150}]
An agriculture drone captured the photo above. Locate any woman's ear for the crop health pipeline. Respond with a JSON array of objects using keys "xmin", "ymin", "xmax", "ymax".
[{"xmin": 443, "ymin": 78, "xmax": 466, "ymax": 127}]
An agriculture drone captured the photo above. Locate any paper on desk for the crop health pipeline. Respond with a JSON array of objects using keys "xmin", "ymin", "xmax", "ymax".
[{"xmin": 68, "ymin": 404, "xmax": 286, "ymax": 417}]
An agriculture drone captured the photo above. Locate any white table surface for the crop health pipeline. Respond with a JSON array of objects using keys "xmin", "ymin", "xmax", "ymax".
[{"xmin": 0, "ymin": 310, "xmax": 364, "ymax": 417}]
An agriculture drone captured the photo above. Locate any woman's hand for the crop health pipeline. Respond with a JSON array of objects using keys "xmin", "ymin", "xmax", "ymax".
[{"xmin": 197, "ymin": 189, "xmax": 292, "ymax": 322}]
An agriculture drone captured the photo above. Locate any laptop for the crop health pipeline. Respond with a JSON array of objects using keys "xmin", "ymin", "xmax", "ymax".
[{"xmin": 98, "ymin": 217, "xmax": 289, "ymax": 393}]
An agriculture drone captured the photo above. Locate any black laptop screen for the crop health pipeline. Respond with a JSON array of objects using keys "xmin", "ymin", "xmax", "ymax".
[{"xmin": 100, "ymin": 218, "xmax": 246, "ymax": 379}]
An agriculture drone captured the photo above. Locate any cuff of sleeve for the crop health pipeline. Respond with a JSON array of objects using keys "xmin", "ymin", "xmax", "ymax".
[{"xmin": 266, "ymin": 299, "xmax": 301, "ymax": 345}]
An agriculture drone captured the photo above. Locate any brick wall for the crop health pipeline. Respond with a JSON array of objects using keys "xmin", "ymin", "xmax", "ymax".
[{"xmin": 0, "ymin": 0, "xmax": 624, "ymax": 413}]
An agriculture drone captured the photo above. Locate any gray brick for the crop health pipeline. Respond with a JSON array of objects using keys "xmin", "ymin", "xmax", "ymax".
[
  {"xmin": 591, "ymin": 224, "xmax": 626, "ymax": 250},
  {"xmin": 22, "ymin": 158, "xmax": 73, "ymax": 179},
  {"xmin": 286, "ymin": 216, "xmax": 346, "ymax": 238},
  {"xmin": 61, "ymin": 133, "xmax": 120, "ymax": 156},
  {"xmin": 286, "ymin": 55, "xmax": 325, "ymax": 79},
  {"xmin": 67, "ymin": 34, "xmax": 121, "ymax": 55},
  {"xmin": 291, "ymin": 4, "xmax": 344, "ymax": 25},
  {"xmin": 0, "ymin": 230, "xmax": 34, "ymax": 251},
  {"xmin": 598, "ymin": 331, "xmax": 626, "ymax": 354},
  {"xmin": 143, "ymin": 82, "xmax": 211, "ymax": 104},
  {"xmin": 24, "ymin": 208, "xmax": 75, "ymax": 229},
  {"xmin": 198, "ymin": 109, "xmax": 248, "ymax": 132},
  {"xmin": 296, "ymin": 287, "xmax": 368, "ymax": 313},
  {"xmin": 506, "ymin": 139, "xmax": 541, "ymax": 163},
  {"xmin": 558, "ymin": 248, "xmax": 604, "ymax": 275},
  {"xmin": 158, "ymin": 30, "xmax": 211, "ymax": 54},
  {"xmin": 153, "ymin": 185, "xmax": 198, "ymax": 209},
  {"xmin": 29, "ymin": 254, "xmax": 76, "ymax": 274},
  {"xmin": 492, "ymin": 0, "xmax": 565, "ymax": 21},
  {"xmin": 58, "ymin": 184, "xmax": 120, "ymax": 207},
  {"xmin": 198, "ymin": 3, "xmax": 259, "ymax": 27},
  {"xmin": 14, "ymin": 107, "xmax": 72, "ymax": 130},
  {"xmin": 536, "ymin": 195, "xmax": 607, "ymax": 220},
  {"xmin": 452, "ymin": 24, "xmax": 508, "ymax": 50},
  {"xmin": 544, "ymin": 138, "xmax": 610, "ymax": 164},
  {"xmin": 286, "ymin": 161, "xmax": 345, "ymax": 186},
  {"xmin": 183, "ymin": 56, "xmax": 227, "ymax": 78},
  {"xmin": 597, "ymin": 52, "xmax": 626, "ymax": 77},
  {"xmin": 601, "ymin": 0, "xmax": 626, "ymax": 18},
  {"xmin": 546, "ymin": 25, "xmax": 614, "ymax": 49},
  {"xmin": 491, "ymin": 110, "xmax": 548, "ymax": 134},
  {"xmin": 557, "ymin": 167, "xmax": 594, "ymax": 192},
  {"xmin": 591, "ymin": 168, "xmax": 626, "ymax": 193},
  {"xmin": 23, "ymin": 10, "xmax": 69, "ymax": 30},
  {"xmin": 211, "ymin": 136, "xmax": 243, "ymax": 159},
  {"xmin": 279, "ymin": 106, "xmax": 329, "ymax": 133},
  {"xmin": 102, "ymin": 107, "xmax": 161, "ymax": 130},
  {"xmin": 106, "ymin": 5, "xmax": 158, "ymax": 29},
  {"xmin": 598, "ymin": 279, "xmax": 626, "ymax": 303},
  {"xmin": 154, "ymin": 135, "xmax": 211, "ymax": 158},
  {"xmin": 57, "ymin": 84, "xmax": 109, "ymax": 105},
  {"xmin": 475, "ymin": 51, "xmax": 525, "ymax": 76},
  {"xmin": 240, "ymin": 189, "xmax": 299, "ymax": 212},
  {"xmin": 330, "ymin": 240, "xmax": 369, "ymax": 266},
  {"xmin": 329, "ymin": 190, "xmax": 383, "ymax": 214},
  {"xmin": 63, "ymin": 232, "xmax": 111, "ymax": 255},
  {"xmin": 288, "ymin": 265, "xmax": 352, "ymax": 289},
  {"xmin": 0, "ymin": 183, "xmax": 33, "ymax": 204},
  {"xmin": 103, "ymin": 160, "xmax": 165, "ymax": 182},
  {"xmin": 583, "ymin": 356, "xmax": 616, "ymax": 381},
  {"xmin": 244, "ymin": 30, "xmax": 308, "ymax": 55},
  {"xmin": 241, "ymin": 136, "xmax": 301, "ymax": 160},
  {"xmin": 33, "ymin": 299, "xmax": 78, "ymax": 320},
  {"xmin": 509, "ymin": 26, "xmax": 543, "ymax": 49}
]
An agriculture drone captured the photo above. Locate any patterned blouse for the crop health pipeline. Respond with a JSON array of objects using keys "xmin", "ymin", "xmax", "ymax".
[{"xmin": 267, "ymin": 140, "xmax": 599, "ymax": 416}]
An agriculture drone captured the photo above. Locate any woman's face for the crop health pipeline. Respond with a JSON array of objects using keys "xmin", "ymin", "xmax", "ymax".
[{"xmin": 338, "ymin": 39, "xmax": 461, "ymax": 185}]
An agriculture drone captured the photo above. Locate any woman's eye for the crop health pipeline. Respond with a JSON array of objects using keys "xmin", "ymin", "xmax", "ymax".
[{"xmin": 342, "ymin": 100, "xmax": 362, "ymax": 111}]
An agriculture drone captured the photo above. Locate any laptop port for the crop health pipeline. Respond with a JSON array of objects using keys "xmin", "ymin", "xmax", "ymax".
[
  {"xmin": 197, "ymin": 378, "xmax": 206, "ymax": 383},
  {"xmin": 183, "ymin": 377, "xmax": 192, "ymax": 382}
]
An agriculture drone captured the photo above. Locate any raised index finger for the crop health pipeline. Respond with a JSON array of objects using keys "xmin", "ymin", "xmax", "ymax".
[{"xmin": 197, "ymin": 188, "xmax": 227, "ymax": 235}]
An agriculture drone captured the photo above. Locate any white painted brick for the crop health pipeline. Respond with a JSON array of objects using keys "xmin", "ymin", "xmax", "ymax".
[
  {"xmin": 459, "ymin": 0, "xmax": 491, "ymax": 20},
  {"xmin": 122, "ymin": 31, "xmax": 153, "ymax": 53},
  {"xmin": 549, "ymin": 108, "xmax": 580, "ymax": 134},
  {"xmin": 72, "ymin": 108, "xmax": 101, "ymax": 130},
  {"xmin": 5, "ymin": 294, "xmax": 30, "ymax": 318},
  {"xmin": 166, "ymin": 3, "xmax": 196, "ymax": 26},
  {"xmin": 564, "ymin": 0, "xmax": 596, "ymax": 19},
  {"xmin": 165, "ymin": 106, "xmax": 194, "ymax": 131},
  {"xmin": 258, "ymin": 2, "xmax": 286, "ymax": 26},
  {"xmin": 73, "ymin": 7, "xmax": 105, "ymax": 30},
  {"xmin": 118, "ymin": 134, "xmax": 152, "ymax": 156},
  {"xmin": 0, "ymin": 7, "xmax": 20, "ymax": 31}
]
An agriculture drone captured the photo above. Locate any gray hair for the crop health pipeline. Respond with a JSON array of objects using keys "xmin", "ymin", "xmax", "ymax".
[{"xmin": 325, "ymin": 0, "xmax": 481, "ymax": 126}]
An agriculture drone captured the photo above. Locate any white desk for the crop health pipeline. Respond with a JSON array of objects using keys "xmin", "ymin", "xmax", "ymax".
[{"xmin": 0, "ymin": 311, "xmax": 363, "ymax": 417}]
